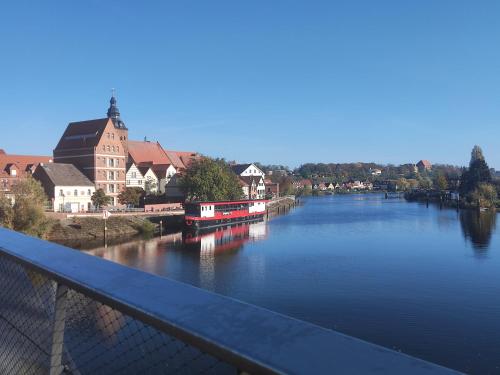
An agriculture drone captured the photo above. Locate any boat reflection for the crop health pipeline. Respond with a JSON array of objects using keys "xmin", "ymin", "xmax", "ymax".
[{"xmin": 86, "ymin": 221, "xmax": 268, "ymax": 283}]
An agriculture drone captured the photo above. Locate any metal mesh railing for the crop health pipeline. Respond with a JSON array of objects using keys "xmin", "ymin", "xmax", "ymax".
[{"xmin": 0, "ymin": 254, "xmax": 234, "ymax": 375}]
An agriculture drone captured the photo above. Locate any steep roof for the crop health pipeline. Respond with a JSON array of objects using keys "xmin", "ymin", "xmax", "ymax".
[
  {"xmin": 0, "ymin": 153, "xmax": 53, "ymax": 179},
  {"xmin": 417, "ymin": 160, "xmax": 432, "ymax": 168},
  {"xmin": 54, "ymin": 118, "xmax": 110, "ymax": 150},
  {"xmin": 128, "ymin": 141, "xmax": 171, "ymax": 165},
  {"xmin": 35, "ymin": 163, "xmax": 94, "ymax": 186},
  {"xmin": 238, "ymin": 175, "xmax": 261, "ymax": 187},
  {"xmin": 231, "ymin": 163, "xmax": 253, "ymax": 175}
]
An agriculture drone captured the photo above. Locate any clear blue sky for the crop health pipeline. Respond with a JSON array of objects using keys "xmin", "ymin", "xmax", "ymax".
[{"xmin": 1, "ymin": 1, "xmax": 500, "ymax": 168}]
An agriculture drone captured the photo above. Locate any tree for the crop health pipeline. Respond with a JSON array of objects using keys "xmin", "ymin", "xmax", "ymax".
[
  {"xmin": 118, "ymin": 187, "xmax": 144, "ymax": 207},
  {"xmin": 0, "ymin": 193, "xmax": 14, "ymax": 229},
  {"xmin": 460, "ymin": 146, "xmax": 491, "ymax": 195},
  {"xmin": 396, "ymin": 178, "xmax": 409, "ymax": 191},
  {"xmin": 180, "ymin": 157, "xmax": 244, "ymax": 201},
  {"xmin": 435, "ymin": 174, "xmax": 448, "ymax": 191},
  {"xmin": 470, "ymin": 145, "xmax": 485, "ymax": 166},
  {"xmin": 91, "ymin": 189, "xmax": 112, "ymax": 208},
  {"xmin": 10, "ymin": 177, "xmax": 51, "ymax": 237},
  {"xmin": 418, "ymin": 177, "xmax": 433, "ymax": 190},
  {"xmin": 471, "ymin": 183, "xmax": 497, "ymax": 208}
]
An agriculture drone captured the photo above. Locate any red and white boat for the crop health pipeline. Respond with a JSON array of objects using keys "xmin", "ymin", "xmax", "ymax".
[{"xmin": 184, "ymin": 199, "xmax": 267, "ymax": 230}]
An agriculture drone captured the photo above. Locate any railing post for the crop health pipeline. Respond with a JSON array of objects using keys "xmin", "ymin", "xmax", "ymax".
[{"xmin": 49, "ymin": 283, "xmax": 68, "ymax": 375}]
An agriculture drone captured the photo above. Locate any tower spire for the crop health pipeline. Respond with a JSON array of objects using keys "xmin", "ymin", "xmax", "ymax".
[{"xmin": 106, "ymin": 90, "xmax": 127, "ymax": 129}]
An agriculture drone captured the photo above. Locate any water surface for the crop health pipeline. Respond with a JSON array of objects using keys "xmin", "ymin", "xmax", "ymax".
[{"xmin": 88, "ymin": 194, "xmax": 500, "ymax": 374}]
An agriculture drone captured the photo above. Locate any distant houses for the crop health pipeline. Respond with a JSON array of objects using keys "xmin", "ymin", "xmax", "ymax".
[
  {"xmin": 416, "ymin": 160, "xmax": 432, "ymax": 171},
  {"xmin": 0, "ymin": 151, "xmax": 53, "ymax": 202},
  {"xmin": 231, "ymin": 163, "xmax": 266, "ymax": 199}
]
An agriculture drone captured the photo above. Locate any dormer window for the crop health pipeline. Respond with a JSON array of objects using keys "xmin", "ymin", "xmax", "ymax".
[{"xmin": 10, "ymin": 169, "xmax": 17, "ymax": 176}]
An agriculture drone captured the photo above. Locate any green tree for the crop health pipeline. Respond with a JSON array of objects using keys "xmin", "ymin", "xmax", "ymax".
[
  {"xmin": 118, "ymin": 187, "xmax": 144, "ymax": 207},
  {"xmin": 435, "ymin": 174, "xmax": 448, "ymax": 191},
  {"xmin": 460, "ymin": 146, "xmax": 491, "ymax": 195},
  {"xmin": 10, "ymin": 177, "xmax": 51, "ymax": 237},
  {"xmin": 91, "ymin": 189, "xmax": 112, "ymax": 208},
  {"xmin": 470, "ymin": 145, "xmax": 485, "ymax": 166},
  {"xmin": 180, "ymin": 157, "xmax": 244, "ymax": 201},
  {"xmin": 471, "ymin": 183, "xmax": 497, "ymax": 208}
]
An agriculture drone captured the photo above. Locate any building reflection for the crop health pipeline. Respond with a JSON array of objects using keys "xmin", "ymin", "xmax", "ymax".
[
  {"xmin": 459, "ymin": 210, "xmax": 497, "ymax": 253},
  {"xmin": 87, "ymin": 221, "xmax": 268, "ymax": 288}
]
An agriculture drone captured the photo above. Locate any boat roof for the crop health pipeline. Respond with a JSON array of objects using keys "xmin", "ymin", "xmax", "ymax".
[{"xmin": 186, "ymin": 199, "xmax": 268, "ymax": 206}]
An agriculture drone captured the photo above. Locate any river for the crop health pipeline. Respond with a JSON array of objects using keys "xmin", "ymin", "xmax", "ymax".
[{"xmin": 86, "ymin": 194, "xmax": 500, "ymax": 374}]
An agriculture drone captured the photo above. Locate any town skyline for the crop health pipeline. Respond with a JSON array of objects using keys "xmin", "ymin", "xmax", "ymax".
[{"xmin": 2, "ymin": 1, "xmax": 500, "ymax": 168}]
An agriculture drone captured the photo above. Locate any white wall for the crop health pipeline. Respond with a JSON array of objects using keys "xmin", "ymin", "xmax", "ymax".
[
  {"xmin": 53, "ymin": 185, "xmax": 95, "ymax": 212},
  {"xmin": 126, "ymin": 164, "xmax": 145, "ymax": 190},
  {"xmin": 248, "ymin": 201, "xmax": 266, "ymax": 214},
  {"xmin": 239, "ymin": 164, "xmax": 265, "ymax": 177}
]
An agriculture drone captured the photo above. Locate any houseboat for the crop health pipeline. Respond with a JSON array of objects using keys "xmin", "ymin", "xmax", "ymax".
[{"xmin": 184, "ymin": 199, "xmax": 267, "ymax": 230}]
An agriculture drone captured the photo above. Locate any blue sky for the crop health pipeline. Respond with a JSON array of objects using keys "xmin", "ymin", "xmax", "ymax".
[{"xmin": 1, "ymin": 1, "xmax": 500, "ymax": 168}]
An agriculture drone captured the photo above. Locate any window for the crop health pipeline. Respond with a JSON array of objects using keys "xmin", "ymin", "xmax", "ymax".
[
  {"xmin": 112, "ymin": 133, "xmax": 115, "ymax": 140},
  {"xmin": 59, "ymin": 189, "xmax": 64, "ymax": 196},
  {"xmin": 117, "ymin": 146, "xmax": 119, "ymax": 152},
  {"xmin": 112, "ymin": 146, "xmax": 115, "ymax": 152},
  {"xmin": 138, "ymin": 180, "xmax": 142, "ymax": 185},
  {"xmin": 109, "ymin": 171, "xmax": 115, "ymax": 180},
  {"xmin": 126, "ymin": 180, "xmax": 130, "ymax": 185},
  {"xmin": 88, "ymin": 189, "xmax": 91, "ymax": 196},
  {"xmin": 10, "ymin": 169, "xmax": 16, "ymax": 176},
  {"xmin": 74, "ymin": 189, "xmax": 78, "ymax": 196},
  {"xmin": 102, "ymin": 145, "xmax": 105, "ymax": 151},
  {"xmin": 131, "ymin": 172, "xmax": 137, "ymax": 179},
  {"xmin": 108, "ymin": 158, "xmax": 115, "ymax": 167},
  {"xmin": 116, "ymin": 159, "xmax": 119, "ymax": 166},
  {"xmin": 107, "ymin": 145, "xmax": 110, "ymax": 152},
  {"xmin": 108, "ymin": 184, "xmax": 115, "ymax": 193}
]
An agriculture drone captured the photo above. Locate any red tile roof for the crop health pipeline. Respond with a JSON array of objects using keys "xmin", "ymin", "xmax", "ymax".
[
  {"xmin": 0, "ymin": 153, "xmax": 53, "ymax": 180},
  {"xmin": 128, "ymin": 140, "xmax": 171, "ymax": 165}
]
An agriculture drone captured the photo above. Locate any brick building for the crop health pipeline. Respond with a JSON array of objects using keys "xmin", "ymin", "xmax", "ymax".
[{"xmin": 53, "ymin": 96, "xmax": 128, "ymax": 206}]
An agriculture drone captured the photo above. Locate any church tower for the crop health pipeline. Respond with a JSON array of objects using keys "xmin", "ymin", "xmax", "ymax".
[{"xmin": 106, "ymin": 92, "xmax": 129, "ymax": 160}]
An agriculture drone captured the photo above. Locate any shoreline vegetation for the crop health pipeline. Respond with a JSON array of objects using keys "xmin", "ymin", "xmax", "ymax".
[{"xmin": 1, "ymin": 145, "xmax": 498, "ymax": 242}]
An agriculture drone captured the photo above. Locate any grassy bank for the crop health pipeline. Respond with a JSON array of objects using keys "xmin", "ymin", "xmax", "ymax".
[{"xmin": 47, "ymin": 216, "xmax": 156, "ymax": 242}]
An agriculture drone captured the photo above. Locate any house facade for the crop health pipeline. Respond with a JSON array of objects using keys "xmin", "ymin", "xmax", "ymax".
[
  {"xmin": 416, "ymin": 160, "xmax": 432, "ymax": 171},
  {"xmin": 53, "ymin": 96, "xmax": 128, "ymax": 206},
  {"xmin": 239, "ymin": 175, "xmax": 265, "ymax": 199},
  {"xmin": 33, "ymin": 163, "xmax": 95, "ymax": 212},
  {"xmin": 231, "ymin": 163, "xmax": 266, "ymax": 199}
]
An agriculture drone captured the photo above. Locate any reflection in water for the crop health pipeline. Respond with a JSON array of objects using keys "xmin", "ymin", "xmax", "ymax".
[
  {"xmin": 459, "ymin": 210, "xmax": 497, "ymax": 252},
  {"xmin": 87, "ymin": 221, "xmax": 268, "ymax": 291}
]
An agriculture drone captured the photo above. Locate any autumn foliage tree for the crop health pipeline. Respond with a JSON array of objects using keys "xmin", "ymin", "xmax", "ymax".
[
  {"xmin": 0, "ymin": 176, "xmax": 51, "ymax": 237},
  {"xmin": 180, "ymin": 157, "xmax": 243, "ymax": 201}
]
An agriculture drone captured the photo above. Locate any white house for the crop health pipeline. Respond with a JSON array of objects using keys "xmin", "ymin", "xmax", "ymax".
[
  {"xmin": 231, "ymin": 163, "xmax": 266, "ymax": 199},
  {"xmin": 231, "ymin": 163, "xmax": 265, "ymax": 178},
  {"xmin": 33, "ymin": 163, "xmax": 95, "ymax": 213},
  {"xmin": 152, "ymin": 164, "xmax": 177, "ymax": 193},
  {"xmin": 125, "ymin": 163, "xmax": 145, "ymax": 190},
  {"xmin": 139, "ymin": 167, "xmax": 159, "ymax": 194}
]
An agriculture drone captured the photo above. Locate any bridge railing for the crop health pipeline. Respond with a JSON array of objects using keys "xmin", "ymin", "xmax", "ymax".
[{"xmin": 0, "ymin": 227, "xmax": 461, "ymax": 375}]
